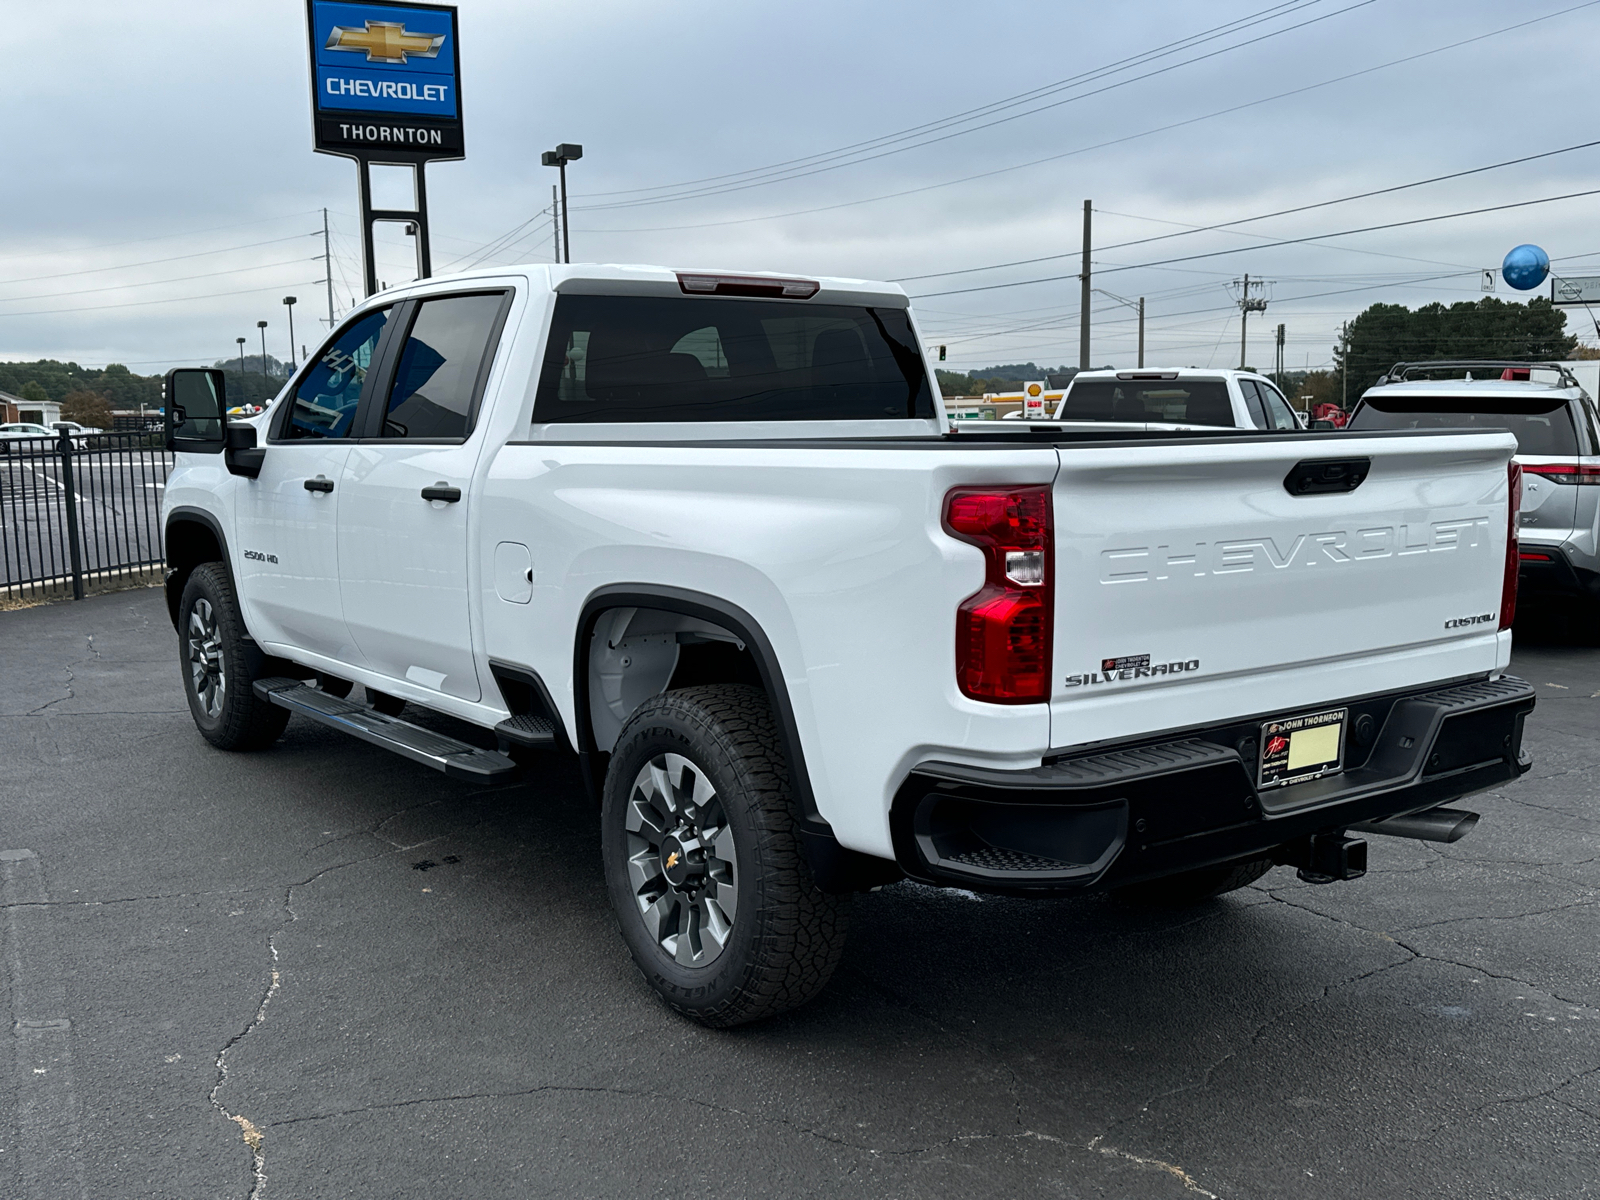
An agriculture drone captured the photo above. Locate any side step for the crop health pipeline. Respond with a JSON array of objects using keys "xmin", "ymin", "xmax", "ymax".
[
  {"xmin": 253, "ymin": 678, "xmax": 519, "ymax": 782},
  {"xmin": 494, "ymin": 711, "xmax": 559, "ymax": 749}
]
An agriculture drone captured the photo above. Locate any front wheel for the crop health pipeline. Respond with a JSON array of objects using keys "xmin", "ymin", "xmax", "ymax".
[
  {"xmin": 178, "ymin": 562, "xmax": 290, "ymax": 751},
  {"xmin": 601, "ymin": 685, "xmax": 850, "ymax": 1027}
]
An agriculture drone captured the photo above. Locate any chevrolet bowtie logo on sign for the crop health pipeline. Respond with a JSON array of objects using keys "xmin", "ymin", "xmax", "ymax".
[
  {"xmin": 325, "ymin": 20, "xmax": 444, "ymax": 64},
  {"xmin": 307, "ymin": 0, "xmax": 464, "ymax": 159}
]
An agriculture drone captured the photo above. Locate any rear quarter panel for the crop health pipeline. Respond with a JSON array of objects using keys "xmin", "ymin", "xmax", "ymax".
[{"xmin": 478, "ymin": 442, "xmax": 1059, "ymax": 858}]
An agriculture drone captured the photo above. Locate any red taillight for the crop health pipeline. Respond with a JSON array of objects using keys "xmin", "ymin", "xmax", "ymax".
[
  {"xmin": 676, "ymin": 272, "xmax": 819, "ymax": 299},
  {"xmin": 1500, "ymin": 461, "xmax": 1521, "ymax": 631},
  {"xmin": 1519, "ymin": 551, "xmax": 1552, "ymax": 562},
  {"xmin": 1521, "ymin": 462, "xmax": 1600, "ymax": 485},
  {"xmin": 944, "ymin": 486, "xmax": 1053, "ymax": 703}
]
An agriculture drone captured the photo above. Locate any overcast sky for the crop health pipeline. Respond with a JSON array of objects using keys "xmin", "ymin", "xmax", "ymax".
[{"xmin": 6, "ymin": 0, "xmax": 1600, "ymax": 378}]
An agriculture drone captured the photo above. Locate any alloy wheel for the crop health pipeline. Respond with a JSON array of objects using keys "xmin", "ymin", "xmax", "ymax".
[
  {"xmin": 186, "ymin": 598, "xmax": 226, "ymax": 719},
  {"xmin": 624, "ymin": 752, "xmax": 738, "ymax": 967}
]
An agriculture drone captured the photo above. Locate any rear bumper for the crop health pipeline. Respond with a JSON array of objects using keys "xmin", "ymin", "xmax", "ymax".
[
  {"xmin": 1517, "ymin": 545, "xmax": 1600, "ymax": 605},
  {"xmin": 890, "ymin": 675, "xmax": 1536, "ymax": 895}
]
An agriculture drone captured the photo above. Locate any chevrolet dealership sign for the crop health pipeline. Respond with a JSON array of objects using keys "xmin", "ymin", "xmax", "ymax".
[{"xmin": 306, "ymin": 0, "xmax": 463, "ymax": 158}]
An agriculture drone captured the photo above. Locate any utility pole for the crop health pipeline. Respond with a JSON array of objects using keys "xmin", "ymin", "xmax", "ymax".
[
  {"xmin": 1137, "ymin": 296, "xmax": 1145, "ymax": 369},
  {"xmin": 322, "ymin": 208, "xmax": 334, "ymax": 327},
  {"xmin": 1275, "ymin": 322, "xmax": 1285, "ymax": 387},
  {"xmin": 552, "ymin": 185, "xmax": 560, "ymax": 263},
  {"xmin": 1340, "ymin": 321, "xmax": 1350, "ymax": 409},
  {"xmin": 1234, "ymin": 275, "xmax": 1268, "ymax": 369},
  {"xmin": 1079, "ymin": 200, "xmax": 1092, "ymax": 370}
]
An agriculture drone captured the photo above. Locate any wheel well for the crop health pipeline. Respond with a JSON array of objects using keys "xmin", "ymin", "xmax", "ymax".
[
  {"xmin": 586, "ymin": 606, "xmax": 761, "ymax": 754},
  {"xmin": 164, "ymin": 515, "xmax": 224, "ymax": 628}
]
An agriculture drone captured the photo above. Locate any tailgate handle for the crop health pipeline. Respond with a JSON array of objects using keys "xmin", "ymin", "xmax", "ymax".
[{"xmin": 1284, "ymin": 457, "xmax": 1370, "ymax": 496}]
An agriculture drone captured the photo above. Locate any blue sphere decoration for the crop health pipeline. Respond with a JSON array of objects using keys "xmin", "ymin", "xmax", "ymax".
[{"xmin": 1502, "ymin": 243, "xmax": 1550, "ymax": 291}]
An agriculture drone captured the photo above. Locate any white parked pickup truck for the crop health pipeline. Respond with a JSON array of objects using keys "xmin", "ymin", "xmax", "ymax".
[{"xmin": 160, "ymin": 264, "xmax": 1536, "ymax": 1026}]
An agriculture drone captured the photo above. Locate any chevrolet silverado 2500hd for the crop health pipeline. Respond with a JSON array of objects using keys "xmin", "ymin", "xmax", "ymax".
[{"xmin": 160, "ymin": 264, "xmax": 1535, "ymax": 1026}]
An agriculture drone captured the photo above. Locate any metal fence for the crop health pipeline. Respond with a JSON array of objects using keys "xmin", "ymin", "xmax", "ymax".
[{"xmin": 1, "ymin": 431, "xmax": 173, "ymax": 602}]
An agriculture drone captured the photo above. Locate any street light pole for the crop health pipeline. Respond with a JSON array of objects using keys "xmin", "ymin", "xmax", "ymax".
[
  {"xmin": 257, "ymin": 321, "xmax": 269, "ymax": 381},
  {"xmin": 236, "ymin": 337, "xmax": 246, "ymax": 379},
  {"xmin": 541, "ymin": 143, "xmax": 583, "ymax": 263},
  {"xmin": 283, "ymin": 296, "xmax": 298, "ymax": 371}
]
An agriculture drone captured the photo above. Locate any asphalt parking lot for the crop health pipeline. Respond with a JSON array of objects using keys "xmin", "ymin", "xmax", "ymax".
[{"xmin": 2, "ymin": 587, "xmax": 1596, "ymax": 1200}]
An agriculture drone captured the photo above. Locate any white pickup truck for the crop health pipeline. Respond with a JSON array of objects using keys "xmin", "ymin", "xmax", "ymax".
[{"xmin": 161, "ymin": 264, "xmax": 1536, "ymax": 1026}]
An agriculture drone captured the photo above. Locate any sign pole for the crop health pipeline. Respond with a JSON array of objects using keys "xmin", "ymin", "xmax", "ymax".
[{"xmin": 305, "ymin": 0, "xmax": 463, "ymax": 299}]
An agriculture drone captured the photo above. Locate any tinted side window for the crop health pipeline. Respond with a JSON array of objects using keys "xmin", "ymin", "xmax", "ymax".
[
  {"xmin": 284, "ymin": 308, "xmax": 390, "ymax": 440},
  {"xmin": 1259, "ymin": 382, "xmax": 1298, "ymax": 430},
  {"xmin": 381, "ymin": 293, "xmax": 506, "ymax": 439},
  {"xmin": 1238, "ymin": 380, "xmax": 1270, "ymax": 429},
  {"xmin": 534, "ymin": 295, "xmax": 935, "ymax": 422}
]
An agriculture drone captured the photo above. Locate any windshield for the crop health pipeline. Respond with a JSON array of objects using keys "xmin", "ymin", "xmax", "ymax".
[
  {"xmin": 534, "ymin": 295, "xmax": 935, "ymax": 422},
  {"xmin": 1057, "ymin": 379, "xmax": 1234, "ymax": 426},
  {"xmin": 1347, "ymin": 393, "xmax": 1579, "ymax": 455}
]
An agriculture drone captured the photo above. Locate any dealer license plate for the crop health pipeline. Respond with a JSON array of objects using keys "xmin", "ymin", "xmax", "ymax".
[{"xmin": 1258, "ymin": 708, "xmax": 1347, "ymax": 789}]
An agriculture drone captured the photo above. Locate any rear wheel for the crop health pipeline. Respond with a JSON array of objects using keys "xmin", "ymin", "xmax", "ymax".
[
  {"xmin": 1114, "ymin": 856, "xmax": 1275, "ymax": 908},
  {"xmin": 601, "ymin": 684, "xmax": 850, "ymax": 1027},
  {"xmin": 178, "ymin": 563, "xmax": 290, "ymax": 751}
]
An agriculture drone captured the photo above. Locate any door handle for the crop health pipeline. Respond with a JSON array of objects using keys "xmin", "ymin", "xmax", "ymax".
[
  {"xmin": 421, "ymin": 482, "xmax": 462, "ymax": 503},
  {"xmin": 303, "ymin": 476, "xmax": 334, "ymax": 493}
]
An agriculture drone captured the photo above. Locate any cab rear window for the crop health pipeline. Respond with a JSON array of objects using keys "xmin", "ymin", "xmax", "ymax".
[
  {"xmin": 533, "ymin": 295, "xmax": 935, "ymax": 423},
  {"xmin": 1348, "ymin": 394, "xmax": 1579, "ymax": 455},
  {"xmin": 1059, "ymin": 380, "xmax": 1234, "ymax": 426}
]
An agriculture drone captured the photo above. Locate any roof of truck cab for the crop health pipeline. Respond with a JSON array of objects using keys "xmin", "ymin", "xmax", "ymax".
[{"xmin": 371, "ymin": 263, "xmax": 910, "ymax": 307}]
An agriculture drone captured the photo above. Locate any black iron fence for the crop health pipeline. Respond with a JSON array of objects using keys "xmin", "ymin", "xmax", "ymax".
[{"xmin": 1, "ymin": 431, "xmax": 174, "ymax": 602}]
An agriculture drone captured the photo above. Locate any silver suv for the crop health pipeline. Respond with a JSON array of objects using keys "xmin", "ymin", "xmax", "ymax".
[{"xmin": 1348, "ymin": 361, "xmax": 1600, "ymax": 621}]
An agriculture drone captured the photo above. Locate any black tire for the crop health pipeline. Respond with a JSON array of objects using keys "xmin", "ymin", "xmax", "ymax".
[
  {"xmin": 366, "ymin": 688, "xmax": 405, "ymax": 716},
  {"xmin": 1114, "ymin": 856, "xmax": 1275, "ymax": 908},
  {"xmin": 601, "ymin": 684, "xmax": 850, "ymax": 1028},
  {"xmin": 178, "ymin": 562, "xmax": 291, "ymax": 751}
]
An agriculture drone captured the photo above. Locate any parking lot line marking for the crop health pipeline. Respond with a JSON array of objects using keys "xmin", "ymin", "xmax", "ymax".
[{"xmin": 1, "ymin": 849, "xmax": 88, "ymax": 1200}]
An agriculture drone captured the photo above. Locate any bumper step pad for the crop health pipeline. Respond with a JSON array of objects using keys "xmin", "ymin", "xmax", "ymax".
[{"xmin": 253, "ymin": 678, "xmax": 519, "ymax": 782}]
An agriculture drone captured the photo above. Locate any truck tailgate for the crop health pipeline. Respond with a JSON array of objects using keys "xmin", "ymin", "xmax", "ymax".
[{"xmin": 1049, "ymin": 431, "xmax": 1516, "ymax": 749}]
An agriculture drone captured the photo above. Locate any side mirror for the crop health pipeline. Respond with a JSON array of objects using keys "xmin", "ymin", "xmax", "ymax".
[{"xmin": 164, "ymin": 368, "xmax": 227, "ymax": 453}]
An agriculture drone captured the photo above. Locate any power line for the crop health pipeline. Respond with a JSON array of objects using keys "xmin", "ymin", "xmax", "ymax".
[
  {"xmin": 575, "ymin": 1, "xmax": 1324, "ymax": 201},
  {"xmin": 574, "ymin": 1, "xmax": 1363, "ymax": 210},
  {"xmin": 571, "ymin": 0, "xmax": 1600, "ymax": 237},
  {"xmin": 891, "ymin": 138, "xmax": 1600, "ymax": 284},
  {"xmin": 0, "ymin": 256, "xmax": 322, "ymax": 305},
  {"xmin": 0, "ymin": 279, "xmax": 324, "ymax": 319},
  {"xmin": 0, "ymin": 233, "xmax": 318, "ymax": 288},
  {"xmin": 0, "ymin": 212, "xmax": 322, "ymax": 265},
  {"xmin": 910, "ymin": 187, "xmax": 1600, "ymax": 299}
]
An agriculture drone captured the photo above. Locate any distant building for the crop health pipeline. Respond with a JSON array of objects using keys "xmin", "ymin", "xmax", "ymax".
[{"xmin": 0, "ymin": 389, "xmax": 61, "ymax": 427}]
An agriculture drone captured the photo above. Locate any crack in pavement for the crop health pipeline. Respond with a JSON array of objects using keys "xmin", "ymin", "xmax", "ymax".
[
  {"xmin": 19, "ymin": 634, "xmax": 98, "ymax": 716},
  {"xmin": 205, "ymin": 841, "xmax": 449, "ymax": 1198},
  {"xmin": 1394, "ymin": 896, "xmax": 1600, "ymax": 932},
  {"xmin": 1262, "ymin": 887, "xmax": 1599, "ymax": 1012},
  {"xmin": 1406, "ymin": 1062, "xmax": 1600, "ymax": 1144}
]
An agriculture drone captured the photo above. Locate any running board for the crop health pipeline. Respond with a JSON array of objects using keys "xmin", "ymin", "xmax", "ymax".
[{"xmin": 253, "ymin": 678, "xmax": 519, "ymax": 782}]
